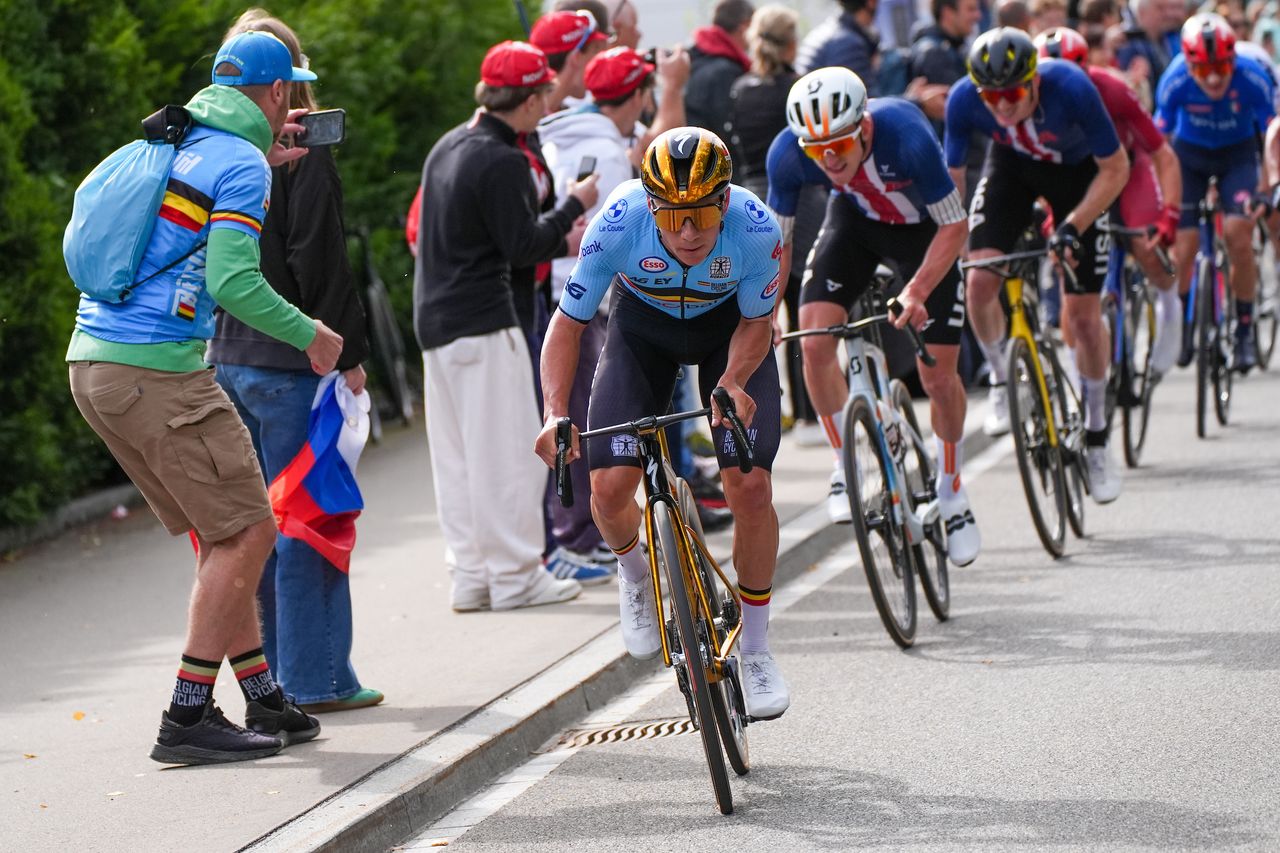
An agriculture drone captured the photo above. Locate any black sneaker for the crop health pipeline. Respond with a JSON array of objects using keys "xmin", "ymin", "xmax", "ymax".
[
  {"xmin": 1176, "ymin": 319, "xmax": 1195, "ymax": 368},
  {"xmin": 245, "ymin": 694, "xmax": 321, "ymax": 746},
  {"xmin": 1234, "ymin": 328, "xmax": 1257, "ymax": 374},
  {"xmin": 150, "ymin": 703, "xmax": 283, "ymax": 766}
]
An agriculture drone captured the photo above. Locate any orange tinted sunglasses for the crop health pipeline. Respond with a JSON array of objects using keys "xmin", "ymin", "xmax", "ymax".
[
  {"xmin": 978, "ymin": 82, "xmax": 1032, "ymax": 106},
  {"xmin": 798, "ymin": 130, "xmax": 861, "ymax": 162},
  {"xmin": 648, "ymin": 196, "xmax": 725, "ymax": 231},
  {"xmin": 1190, "ymin": 59, "xmax": 1233, "ymax": 79}
]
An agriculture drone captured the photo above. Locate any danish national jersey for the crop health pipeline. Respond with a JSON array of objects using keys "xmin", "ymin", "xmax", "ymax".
[
  {"xmin": 944, "ymin": 59, "xmax": 1121, "ymax": 167},
  {"xmin": 1088, "ymin": 66, "xmax": 1165, "ymax": 154},
  {"xmin": 1155, "ymin": 53, "xmax": 1275, "ymax": 149},
  {"xmin": 766, "ymin": 98, "xmax": 965, "ymax": 226},
  {"xmin": 559, "ymin": 180, "xmax": 781, "ymax": 322}
]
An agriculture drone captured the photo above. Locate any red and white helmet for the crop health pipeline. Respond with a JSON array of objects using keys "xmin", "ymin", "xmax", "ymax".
[
  {"xmin": 1034, "ymin": 27, "xmax": 1088, "ymax": 66},
  {"xmin": 786, "ymin": 67, "xmax": 868, "ymax": 141},
  {"xmin": 1181, "ymin": 13, "xmax": 1236, "ymax": 65}
]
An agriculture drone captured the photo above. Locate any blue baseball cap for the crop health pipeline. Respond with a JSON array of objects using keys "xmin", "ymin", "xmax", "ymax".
[{"xmin": 212, "ymin": 31, "xmax": 317, "ymax": 86}]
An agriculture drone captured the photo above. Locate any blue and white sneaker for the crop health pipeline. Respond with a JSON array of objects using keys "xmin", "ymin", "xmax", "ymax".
[{"xmin": 544, "ymin": 547, "xmax": 616, "ymax": 585}]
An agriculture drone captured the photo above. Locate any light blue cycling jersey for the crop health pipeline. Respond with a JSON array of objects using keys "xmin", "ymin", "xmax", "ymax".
[{"xmin": 558, "ymin": 179, "xmax": 782, "ymax": 322}]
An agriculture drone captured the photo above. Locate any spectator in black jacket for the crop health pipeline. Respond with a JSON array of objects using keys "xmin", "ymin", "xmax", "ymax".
[
  {"xmin": 685, "ymin": 0, "xmax": 755, "ymax": 139},
  {"xmin": 907, "ymin": 0, "xmax": 980, "ymax": 125},
  {"xmin": 797, "ymin": 0, "xmax": 880, "ymax": 90},
  {"xmin": 207, "ymin": 10, "xmax": 382, "ymax": 716},
  {"xmin": 414, "ymin": 41, "xmax": 599, "ymax": 612}
]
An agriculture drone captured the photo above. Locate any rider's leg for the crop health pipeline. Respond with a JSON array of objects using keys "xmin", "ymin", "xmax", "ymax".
[
  {"xmin": 1224, "ymin": 213, "xmax": 1258, "ymax": 303},
  {"xmin": 799, "ymin": 300, "xmax": 852, "ymax": 450},
  {"xmin": 966, "ymin": 263, "xmax": 1008, "ymax": 381},
  {"xmin": 1065, "ymin": 292, "xmax": 1109, "ymax": 432},
  {"xmin": 720, "ymin": 467, "xmax": 779, "ymax": 649},
  {"xmin": 590, "ymin": 466, "xmax": 646, "ymax": 583},
  {"xmin": 918, "ymin": 343, "xmax": 965, "ymax": 478}
]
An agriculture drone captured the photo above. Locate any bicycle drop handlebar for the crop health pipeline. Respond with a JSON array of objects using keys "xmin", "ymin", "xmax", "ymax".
[
  {"xmin": 1098, "ymin": 222, "xmax": 1175, "ymax": 277},
  {"xmin": 554, "ymin": 386, "xmax": 755, "ymax": 508},
  {"xmin": 960, "ymin": 246, "xmax": 1080, "ymax": 291},
  {"xmin": 778, "ymin": 301, "xmax": 937, "ymax": 368}
]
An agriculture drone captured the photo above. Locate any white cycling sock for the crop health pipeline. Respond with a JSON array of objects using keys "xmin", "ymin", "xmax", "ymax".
[
  {"xmin": 738, "ymin": 584, "xmax": 772, "ymax": 654},
  {"xmin": 1156, "ymin": 286, "xmax": 1180, "ymax": 322},
  {"xmin": 612, "ymin": 535, "xmax": 649, "ymax": 584},
  {"xmin": 1082, "ymin": 374, "xmax": 1108, "ymax": 433},
  {"xmin": 936, "ymin": 436, "xmax": 963, "ymax": 497},
  {"xmin": 979, "ymin": 337, "xmax": 1008, "ymax": 384}
]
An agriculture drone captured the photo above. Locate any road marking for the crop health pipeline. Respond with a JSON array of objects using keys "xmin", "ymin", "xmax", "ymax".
[{"xmin": 401, "ymin": 435, "xmax": 1016, "ymax": 848}]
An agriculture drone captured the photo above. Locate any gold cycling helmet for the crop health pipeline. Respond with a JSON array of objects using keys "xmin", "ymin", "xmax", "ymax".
[{"xmin": 640, "ymin": 127, "xmax": 732, "ymax": 207}]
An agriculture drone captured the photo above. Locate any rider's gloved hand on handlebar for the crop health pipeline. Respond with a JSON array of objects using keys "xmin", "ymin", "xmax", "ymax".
[
  {"xmin": 1048, "ymin": 221, "xmax": 1081, "ymax": 268},
  {"xmin": 1156, "ymin": 204, "xmax": 1181, "ymax": 247}
]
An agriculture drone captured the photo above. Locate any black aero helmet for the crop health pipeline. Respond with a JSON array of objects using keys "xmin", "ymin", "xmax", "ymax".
[{"xmin": 968, "ymin": 27, "xmax": 1039, "ymax": 88}]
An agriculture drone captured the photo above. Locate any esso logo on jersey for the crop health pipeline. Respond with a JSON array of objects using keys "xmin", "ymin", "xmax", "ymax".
[
  {"xmin": 761, "ymin": 274, "xmax": 780, "ymax": 300},
  {"xmin": 603, "ymin": 198, "xmax": 629, "ymax": 223},
  {"xmin": 639, "ymin": 256, "xmax": 668, "ymax": 273},
  {"xmin": 744, "ymin": 199, "xmax": 770, "ymax": 224}
]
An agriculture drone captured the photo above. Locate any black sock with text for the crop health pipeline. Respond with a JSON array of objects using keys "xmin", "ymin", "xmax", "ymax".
[
  {"xmin": 229, "ymin": 648, "xmax": 284, "ymax": 711},
  {"xmin": 170, "ymin": 655, "xmax": 219, "ymax": 726}
]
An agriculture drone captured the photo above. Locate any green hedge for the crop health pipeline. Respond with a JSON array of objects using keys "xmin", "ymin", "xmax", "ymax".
[{"xmin": 0, "ymin": 0, "xmax": 520, "ymax": 527}]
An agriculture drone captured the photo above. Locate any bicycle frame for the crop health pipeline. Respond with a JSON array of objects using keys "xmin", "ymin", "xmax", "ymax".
[
  {"xmin": 1188, "ymin": 178, "xmax": 1227, "ymax": 336},
  {"xmin": 1005, "ymin": 273, "xmax": 1062, "ymax": 449}
]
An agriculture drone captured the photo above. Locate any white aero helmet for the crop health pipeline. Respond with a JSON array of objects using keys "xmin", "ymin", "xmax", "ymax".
[{"xmin": 785, "ymin": 66, "xmax": 868, "ymax": 142}]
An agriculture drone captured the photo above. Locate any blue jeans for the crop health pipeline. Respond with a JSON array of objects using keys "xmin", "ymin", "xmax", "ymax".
[{"xmin": 215, "ymin": 364, "xmax": 362, "ymax": 704}]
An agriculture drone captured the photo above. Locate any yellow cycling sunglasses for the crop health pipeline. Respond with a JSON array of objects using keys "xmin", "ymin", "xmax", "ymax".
[{"xmin": 647, "ymin": 194, "xmax": 727, "ymax": 231}]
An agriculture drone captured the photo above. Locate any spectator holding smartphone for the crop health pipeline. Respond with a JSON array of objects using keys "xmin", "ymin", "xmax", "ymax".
[{"xmin": 207, "ymin": 9, "xmax": 382, "ymax": 716}]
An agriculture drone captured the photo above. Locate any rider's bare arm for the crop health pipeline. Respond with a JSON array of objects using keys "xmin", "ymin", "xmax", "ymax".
[{"xmin": 1065, "ymin": 147, "xmax": 1130, "ymax": 232}]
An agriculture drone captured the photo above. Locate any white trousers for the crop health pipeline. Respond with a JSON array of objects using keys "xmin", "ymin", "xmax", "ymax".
[{"xmin": 422, "ymin": 328, "xmax": 546, "ymax": 608}]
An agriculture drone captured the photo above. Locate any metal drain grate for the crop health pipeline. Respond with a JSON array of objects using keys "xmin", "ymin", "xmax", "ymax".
[{"xmin": 550, "ymin": 717, "xmax": 695, "ymax": 751}]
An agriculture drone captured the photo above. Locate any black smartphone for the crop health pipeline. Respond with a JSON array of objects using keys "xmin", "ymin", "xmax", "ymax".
[
  {"xmin": 576, "ymin": 156, "xmax": 597, "ymax": 181},
  {"xmin": 297, "ymin": 108, "xmax": 346, "ymax": 147},
  {"xmin": 643, "ymin": 47, "xmax": 658, "ymax": 66}
]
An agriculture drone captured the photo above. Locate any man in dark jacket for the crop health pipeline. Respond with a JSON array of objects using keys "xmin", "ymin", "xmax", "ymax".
[
  {"xmin": 910, "ymin": 0, "xmax": 979, "ymax": 90},
  {"xmin": 415, "ymin": 40, "xmax": 598, "ymax": 613},
  {"xmin": 685, "ymin": 0, "xmax": 755, "ymax": 139},
  {"xmin": 797, "ymin": 0, "xmax": 880, "ymax": 91}
]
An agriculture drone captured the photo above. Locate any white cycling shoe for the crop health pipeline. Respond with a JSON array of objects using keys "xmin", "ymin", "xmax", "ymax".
[
  {"xmin": 1087, "ymin": 442, "xmax": 1122, "ymax": 504},
  {"xmin": 740, "ymin": 650, "xmax": 790, "ymax": 720},
  {"xmin": 984, "ymin": 384, "xmax": 1011, "ymax": 437},
  {"xmin": 1151, "ymin": 295, "xmax": 1183, "ymax": 376},
  {"xmin": 938, "ymin": 484, "xmax": 981, "ymax": 567},
  {"xmin": 827, "ymin": 467, "xmax": 853, "ymax": 524},
  {"xmin": 617, "ymin": 575, "xmax": 661, "ymax": 660}
]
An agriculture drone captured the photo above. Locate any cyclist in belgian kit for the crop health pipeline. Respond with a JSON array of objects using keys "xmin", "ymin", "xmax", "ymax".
[
  {"xmin": 535, "ymin": 128, "xmax": 791, "ymax": 720},
  {"xmin": 945, "ymin": 28, "xmax": 1130, "ymax": 503},
  {"xmin": 1156, "ymin": 13, "xmax": 1276, "ymax": 373},
  {"xmin": 767, "ymin": 66, "xmax": 980, "ymax": 567}
]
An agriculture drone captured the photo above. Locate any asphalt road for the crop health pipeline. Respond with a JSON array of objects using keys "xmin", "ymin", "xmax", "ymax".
[{"xmin": 400, "ymin": 364, "xmax": 1280, "ymax": 853}]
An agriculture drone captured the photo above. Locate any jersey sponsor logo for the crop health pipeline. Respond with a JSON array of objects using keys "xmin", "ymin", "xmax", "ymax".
[
  {"xmin": 746, "ymin": 224, "xmax": 775, "ymax": 233},
  {"xmin": 761, "ymin": 274, "xmax": 780, "ymax": 299},
  {"xmin": 709, "ymin": 256, "xmax": 732, "ymax": 278},
  {"xmin": 772, "ymin": 241, "xmax": 783, "ymax": 260},
  {"xmin": 721, "ymin": 427, "xmax": 758, "ymax": 456},
  {"xmin": 580, "ymin": 240, "xmax": 604, "ymax": 258},
  {"xmin": 639, "ymin": 256, "xmax": 668, "ymax": 272},
  {"xmin": 826, "ymin": 278, "xmax": 842, "ymax": 292},
  {"xmin": 603, "ymin": 198, "xmax": 629, "ymax": 222},
  {"xmin": 611, "ymin": 434, "xmax": 639, "ymax": 458},
  {"xmin": 172, "ymin": 152, "xmax": 204, "ymax": 176},
  {"xmin": 565, "ymin": 280, "xmax": 587, "ymax": 299},
  {"xmin": 698, "ymin": 279, "xmax": 736, "ymax": 292},
  {"xmin": 744, "ymin": 199, "xmax": 770, "ymax": 224}
]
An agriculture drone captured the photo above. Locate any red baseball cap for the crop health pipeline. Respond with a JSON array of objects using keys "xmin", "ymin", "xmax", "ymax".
[
  {"xmin": 584, "ymin": 47, "xmax": 655, "ymax": 101},
  {"xmin": 530, "ymin": 11, "xmax": 607, "ymax": 56},
  {"xmin": 480, "ymin": 40, "xmax": 556, "ymax": 88}
]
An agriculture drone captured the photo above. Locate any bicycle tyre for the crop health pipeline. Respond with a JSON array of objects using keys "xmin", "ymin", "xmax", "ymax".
[
  {"xmin": 1213, "ymin": 250, "xmax": 1233, "ymax": 425},
  {"xmin": 890, "ymin": 380, "xmax": 948, "ymax": 622},
  {"xmin": 843, "ymin": 396, "xmax": 916, "ymax": 648},
  {"xmin": 677, "ymin": 479, "xmax": 749, "ymax": 777},
  {"xmin": 1195, "ymin": 256, "xmax": 1212, "ymax": 439},
  {"xmin": 1256, "ymin": 258, "xmax": 1279, "ymax": 369},
  {"xmin": 1102, "ymin": 292, "xmax": 1121, "ymax": 432},
  {"xmin": 1006, "ymin": 337, "xmax": 1067, "ymax": 557},
  {"xmin": 1043, "ymin": 344, "xmax": 1087, "ymax": 540},
  {"xmin": 655, "ymin": 501, "xmax": 733, "ymax": 814},
  {"xmin": 1122, "ymin": 282, "xmax": 1155, "ymax": 467}
]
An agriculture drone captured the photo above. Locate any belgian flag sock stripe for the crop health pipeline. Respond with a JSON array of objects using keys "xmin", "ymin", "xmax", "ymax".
[
  {"xmin": 170, "ymin": 654, "xmax": 220, "ymax": 726},
  {"xmin": 229, "ymin": 648, "xmax": 283, "ymax": 710}
]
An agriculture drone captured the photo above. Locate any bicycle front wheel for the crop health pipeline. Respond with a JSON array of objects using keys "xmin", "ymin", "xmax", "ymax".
[
  {"xmin": 843, "ymin": 396, "xmax": 916, "ymax": 648},
  {"xmin": 1213, "ymin": 257, "xmax": 1233, "ymax": 426},
  {"xmin": 1256, "ymin": 257, "xmax": 1279, "ymax": 369},
  {"xmin": 1122, "ymin": 282, "xmax": 1156, "ymax": 467},
  {"xmin": 891, "ymin": 380, "xmax": 948, "ymax": 622},
  {"xmin": 1102, "ymin": 292, "xmax": 1120, "ymax": 432},
  {"xmin": 1044, "ymin": 344, "xmax": 1087, "ymax": 540},
  {"xmin": 1007, "ymin": 337, "xmax": 1067, "ymax": 557},
  {"xmin": 1195, "ymin": 257, "xmax": 1212, "ymax": 439},
  {"xmin": 655, "ymin": 501, "xmax": 733, "ymax": 814}
]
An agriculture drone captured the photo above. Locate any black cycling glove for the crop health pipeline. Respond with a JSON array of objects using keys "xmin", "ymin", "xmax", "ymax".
[{"xmin": 1049, "ymin": 222, "xmax": 1080, "ymax": 259}]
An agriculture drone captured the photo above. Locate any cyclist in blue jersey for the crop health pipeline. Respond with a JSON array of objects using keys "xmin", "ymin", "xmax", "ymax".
[
  {"xmin": 535, "ymin": 128, "xmax": 791, "ymax": 721},
  {"xmin": 1157, "ymin": 13, "xmax": 1277, "ymax": 372},
  {"xmin": 767, "ymin": 66, "xmax": 979, "ymax": 567},
  {"xmin": 945, "ymin": 27, "xmax": 1130, "ymax": 503}
]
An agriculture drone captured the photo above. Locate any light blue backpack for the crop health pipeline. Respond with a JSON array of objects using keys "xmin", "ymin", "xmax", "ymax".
[{"xmin": 63, "ymin": 106, "xmax": 204, "ymax": 303}]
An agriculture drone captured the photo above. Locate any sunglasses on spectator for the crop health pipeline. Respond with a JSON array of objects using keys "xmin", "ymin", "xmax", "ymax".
[
  {"xmin": 797, "ymin": 129, "xmax": 861, "ymax": 163},
  {"xmin": 1190, "ymin": 59, "xmax": 1233, "ymax": 80},
  {"xmin": 648, "ymin": 195, "xmax": 726, "ymax": 231},
  {"xmin": 977, "ymin": 81, "xmax": 1032, "ymax": 106},
  {"xmin": 573, "ymin": 9, "xmax": 600, "ymax": 52}
]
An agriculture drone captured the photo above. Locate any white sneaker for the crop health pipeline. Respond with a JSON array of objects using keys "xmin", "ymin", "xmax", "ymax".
[
  {"xmin": 492, "ymin": 570, "xmax": 582, "ymax": 611},
  {"xmin": 791, "ymin": 421, "xmax": 827, "ymax": 448},
  {"xmin": 617, "ymin": 576, "xmax": 661, "ymax": 660},
  {"xmin": 740, "ymin": 650, "xmax": 790, "ymax": 720},
  {"xmin": 1086, "ymin": 443, "xmax": 1122, "ymax": 504},
  {"xmin": 1151, "ymin": 294, "xmax": 1183, "ymax": 375},
  {"xmin": 827, "ymin": 468, "xmax": 853, "ymax": 525},
  {"xmin": 983, "ymin": 384, "xmax": 1011, "ymax": 437},
  {"xmin": 938, "ymin": 484, "xmax": 981, "ymax": 567}
]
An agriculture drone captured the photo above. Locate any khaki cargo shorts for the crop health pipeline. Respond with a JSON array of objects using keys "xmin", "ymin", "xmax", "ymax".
[{"xmin": 69, "ymin": 361, "xmax": 272, "ymax": 543}]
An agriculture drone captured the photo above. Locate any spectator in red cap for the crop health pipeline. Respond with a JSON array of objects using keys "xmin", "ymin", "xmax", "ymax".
[
  {"xmin": 531, "ymin": 10, "xmax": 610, "ymax": 110},
  {"xmin": 537, "ymin": 46, "xmax": 657, "ymax": 572},
  {"xmin": 414, "ymin": 40, "xmax": 599, "ymax": 612}
]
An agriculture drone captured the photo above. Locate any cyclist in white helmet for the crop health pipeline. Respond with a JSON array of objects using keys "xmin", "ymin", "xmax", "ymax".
[{"xmin": 765, "ymin": 66, "xmax": 981, "ymax": 566}]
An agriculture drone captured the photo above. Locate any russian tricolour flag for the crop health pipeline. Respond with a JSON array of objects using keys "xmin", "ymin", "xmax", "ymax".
[{"xmin": 268, "ymin": 373, "xmax": 370, "ymax": 572}]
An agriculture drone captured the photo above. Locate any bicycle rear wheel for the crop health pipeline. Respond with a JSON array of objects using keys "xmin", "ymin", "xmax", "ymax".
[
  {"xmin": 891, "ymin": 380, "xmax": 948, "ymax": 622},
  {"xmin": 1213, "ymin": 252, "xmax": 1233, "ymax": 425},
  {"xmin": 655, "ymin": 501, "xmax": 733, "ymax": 814},
  {"xmin": 1007, "ymin": 337, "xmax": 1067, "ymax": 557},
  {"xmin": 1256, "ymin": 254, "xmax": 1279, "ymax": 369},
  {"xmin": 1122, "ymin": 282, "xmax": 1156, "ymax": 467},
  {"xmin": 843, "ymin": 396, "xmax": 916, "ymax": 648},
  {"xmin": 677, "ymin": 480, "xmax": 749, "ymax": 777}
]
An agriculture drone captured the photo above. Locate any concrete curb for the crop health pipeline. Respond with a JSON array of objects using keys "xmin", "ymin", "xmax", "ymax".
[
  {"xmin": 242, "ymin": 413, "xmax": 999, "ymax": 853},
  {"xmin": 0, "ymin": 482, "xmax": 144, "ymax": 556}
]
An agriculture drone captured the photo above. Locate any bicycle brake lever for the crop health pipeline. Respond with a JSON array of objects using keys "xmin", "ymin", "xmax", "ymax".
[
  {"xmin": 555, "ymin": 417, "xmax": 575, "ymax": 508},
  {"xmin": 711, "ymin": 387, "xmax": 754, "ymax": 474},
  {"xmin": 887, "ymin": 298, "xmax": 937, "ymax": 367}
]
